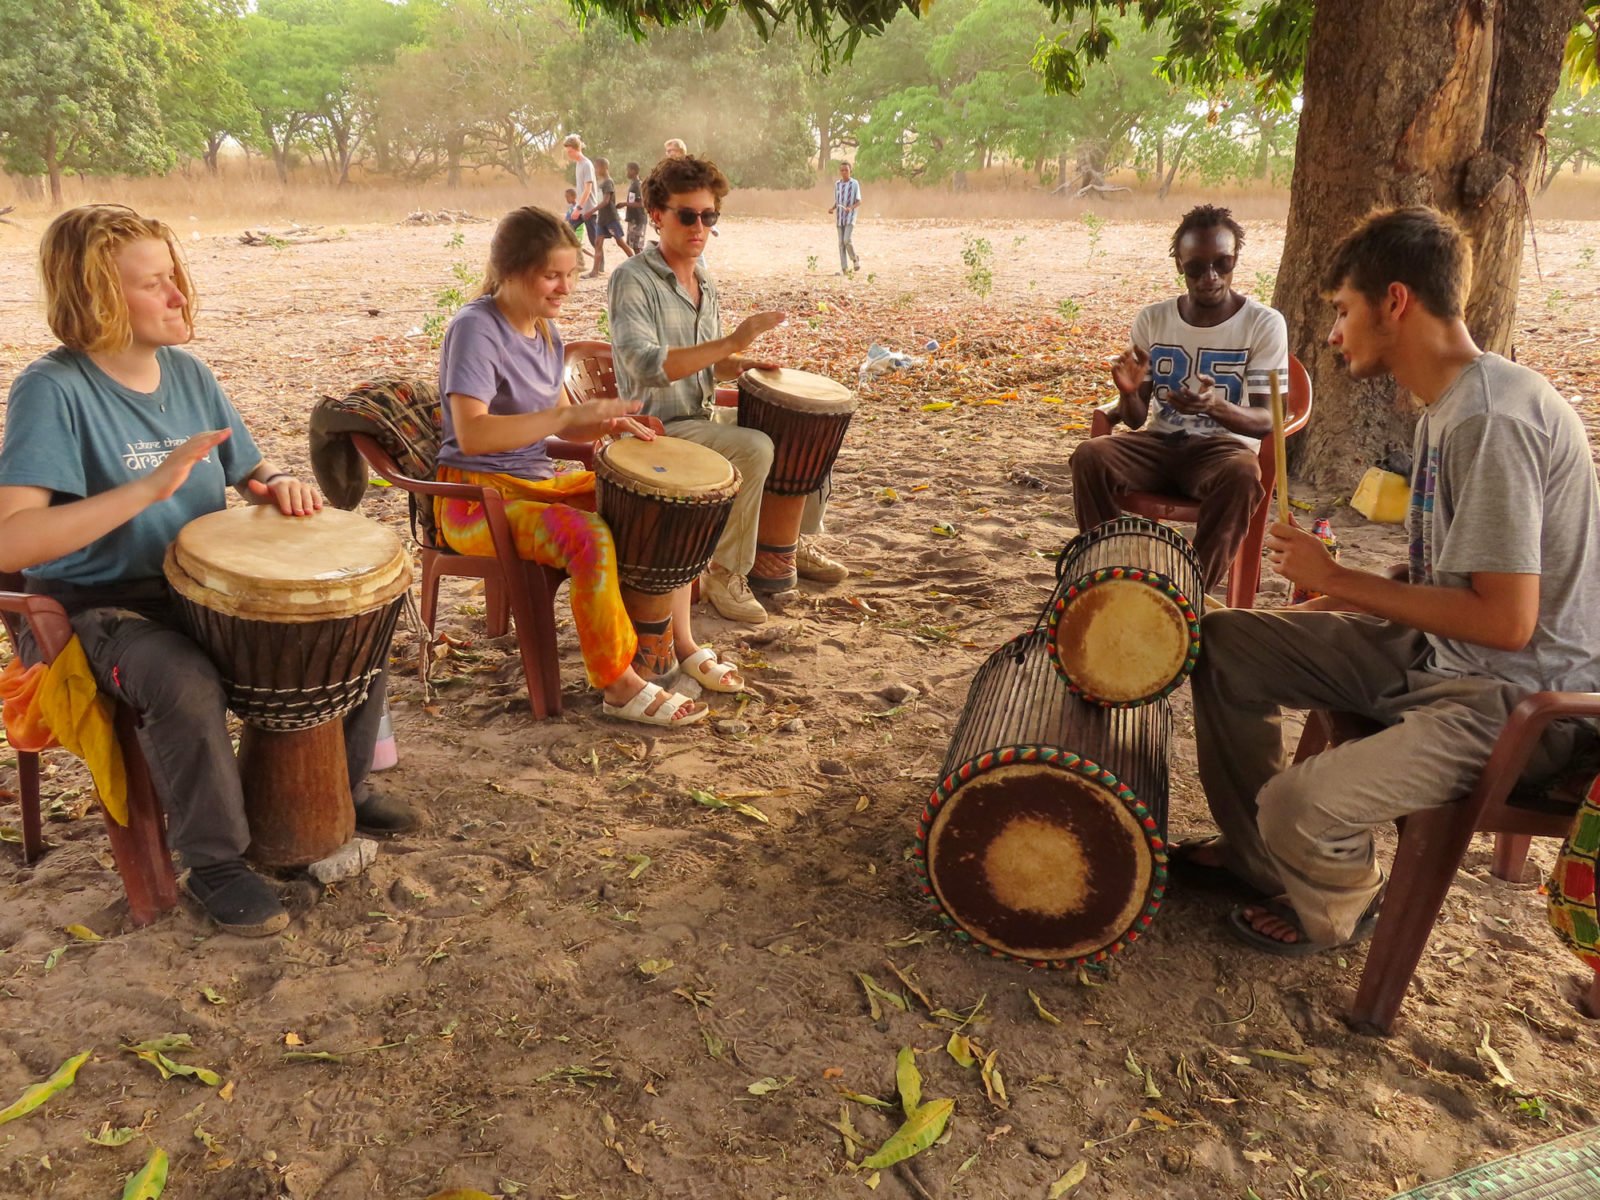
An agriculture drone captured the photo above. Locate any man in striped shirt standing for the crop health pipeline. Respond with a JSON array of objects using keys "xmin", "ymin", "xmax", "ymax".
[{"xmin": 829, "ymin": 161, "xmax": 862, "ymax": 276}]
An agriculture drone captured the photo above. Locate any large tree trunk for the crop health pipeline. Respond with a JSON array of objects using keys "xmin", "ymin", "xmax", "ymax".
[
  {"xmin": 1277, "ymin": 0, "xmax": 1580, "ymax": 488},
  {"xmin": 817, "ymin": 106, "xmax": 832, "ymax": 173},
  {"xmin": 45, "ymin": 127, "xmax": 63, "ymax": 208}
]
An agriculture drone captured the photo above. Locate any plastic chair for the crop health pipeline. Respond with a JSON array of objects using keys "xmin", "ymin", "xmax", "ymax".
[
  {"xmin": 1090, "ymin": 355, "xmax": 1314, "ymax": 609},
  {"xmin": 1293, "ymin": 696, "xmax": 1600, "ymax": 1034},
  {"xmin": 0, "ymin": 574, "xmax": 179, "ymax": 926},
  {"xmin": 563, "ymin": 339, "xmax": 618, "ymax": 404},
  {"xmin": 349, "ymin": 433, "xmax": 593, "ymax": 721}
]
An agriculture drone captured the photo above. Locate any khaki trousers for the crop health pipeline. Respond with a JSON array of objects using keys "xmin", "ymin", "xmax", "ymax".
[
  {"xmin": 1192, "ymin": 609, "xmax": 1586, "ymax": 943},
  {"xmin": 665, "ymin": 416, "xmax": 825, "ymax": 578}
]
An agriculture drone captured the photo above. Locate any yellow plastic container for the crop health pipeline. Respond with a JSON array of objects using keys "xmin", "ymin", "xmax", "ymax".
[{"xmin": 1351, "ymin": 467, "xmax": 1409, "ymax": 523}]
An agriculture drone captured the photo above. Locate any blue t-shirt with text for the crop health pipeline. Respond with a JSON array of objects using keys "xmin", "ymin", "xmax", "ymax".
[{"xmin": 0, "ymin": 347, "xmax": 260, "ymax": 587}]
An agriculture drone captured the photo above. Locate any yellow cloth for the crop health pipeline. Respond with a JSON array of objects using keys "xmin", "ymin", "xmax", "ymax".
[{"xmin": 0, "ymin": 637, "xmax": 127, "ymax": 825}]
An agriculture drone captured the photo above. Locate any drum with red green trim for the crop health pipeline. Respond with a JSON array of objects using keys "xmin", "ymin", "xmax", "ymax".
[
  {"xmin": 915, "ymin": 628, "xmax": 1169, "ymax": 968},
  {"xmin": 1047, "ymin": 516, "xmax": 1203, "ymax": 707}
]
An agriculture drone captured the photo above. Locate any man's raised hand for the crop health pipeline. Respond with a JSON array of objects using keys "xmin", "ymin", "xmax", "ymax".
[
  {"xmin": 732, "ymin": 311, "xmax": 788, "ymax": 352},
  {"xmin": 1111, "ymin": 346, "xmax": 1150, "ymax": 397}
]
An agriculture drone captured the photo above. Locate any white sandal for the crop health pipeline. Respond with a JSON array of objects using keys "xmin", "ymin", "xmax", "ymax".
[
  {"xmin": 678, "ymin": 647, "xmax": 744, "ymax": 694},
  {"xmin": 602, "ymin": 681, "xmax": 708, "ymax": 727}
]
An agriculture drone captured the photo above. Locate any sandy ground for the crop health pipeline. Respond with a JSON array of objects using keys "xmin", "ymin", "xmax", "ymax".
[{"xmin": 1, "ymin": 211, "xmax": 1598, "ymax": 1200}]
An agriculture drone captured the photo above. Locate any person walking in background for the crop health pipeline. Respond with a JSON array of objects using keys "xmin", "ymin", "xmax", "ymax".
[
  {"xmin": 563, "ymin": 134, "xmax": 598, "ymax": 254},
  {"xmin": 828, "ymin": 161, "xmax": 862, "ymax": 276},
  {"xmin": 562, "ymin": 188, "xmax": 594, "ymax": 267},
  {"xmin": 623, "ymin": 162, "xmax": 647, "ymax": 255},
  {"xmin": 585, "ymin": 157, "xmax": 635, "ymax": 279},
  {"xmin": 664, "ymin": 138, "xmax": 688, "ymax": 159}
]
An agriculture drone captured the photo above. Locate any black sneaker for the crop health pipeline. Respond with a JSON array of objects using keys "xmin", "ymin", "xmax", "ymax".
[
  {"xmin": 354, "ymin": 789, "xmax": 420, "ymax": 837},
  {"xmin": 184, "ymin": 860, "xmax": 289, "ymax": 936}
]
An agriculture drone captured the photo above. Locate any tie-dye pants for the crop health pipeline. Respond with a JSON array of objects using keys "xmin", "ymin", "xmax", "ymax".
[{"xmin": 434, "ymin": 466, "xmax": 638, "ymax": 689}]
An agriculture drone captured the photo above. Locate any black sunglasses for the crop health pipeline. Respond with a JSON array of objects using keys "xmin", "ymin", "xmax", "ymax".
[
  {"xmin": 671, "ymin": 208, "xmax": 720, "ymax": 228},
  {"xmin": 1181, "ymin": 255, "xmax": 1237, "ymax": 280}
]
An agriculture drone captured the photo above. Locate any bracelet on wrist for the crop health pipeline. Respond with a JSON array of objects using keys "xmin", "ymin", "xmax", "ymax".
[{"xmin": 262, "ymin": 472, "xmax": 291, "ymax": 486}]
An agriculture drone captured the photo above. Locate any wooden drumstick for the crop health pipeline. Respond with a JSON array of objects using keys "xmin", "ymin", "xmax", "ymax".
[{"xmin": 1270, "ymin": 369, "xmax": 1290, "ymax": 525}]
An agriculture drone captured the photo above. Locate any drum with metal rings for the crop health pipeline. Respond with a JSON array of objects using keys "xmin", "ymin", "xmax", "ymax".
[
  {"xmin": 915, "ymin": 627, "xmax": 1170, "ymax": 969},
  {"xmin": 1046, "ymin": 516, "xmax": 1204, "ymax": 707}
]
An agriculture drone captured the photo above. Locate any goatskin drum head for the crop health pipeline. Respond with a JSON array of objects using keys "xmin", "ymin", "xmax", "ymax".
[
  {"xmin": 599, "ymin": 434, "xmax": 736, "ymax": 497},
  {"xmin": 1052, "ymin": 579, "xmax": 1192, "ymax": 704},
  {"xmin": 925, "ymin": 763, "xmax": 1152, "ymax": 962},
  {"xmin": 165, "ymin": 506, "xmax": 411, "ymax": 621},
  {"xmin": 739, "ymin": 367, "xmax": 857, "ymax": 414}
]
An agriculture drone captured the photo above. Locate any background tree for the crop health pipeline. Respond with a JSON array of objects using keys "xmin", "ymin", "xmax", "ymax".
[
  {"xmin": 0, "ymin": 0, "xmax": 176, "ymax": 205},
  {"xmin": 152, "ymin": 0, "xmax": 255, "ymax": 175}
]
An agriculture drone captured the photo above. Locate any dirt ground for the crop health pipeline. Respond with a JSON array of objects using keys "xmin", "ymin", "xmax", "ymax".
[{"xmin": 1, "ymin": 210, "xmax": 1599, "ymax": 1200}]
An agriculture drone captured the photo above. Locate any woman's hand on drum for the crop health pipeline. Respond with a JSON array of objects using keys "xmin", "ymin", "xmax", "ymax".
[
  {"xmin": 248, "ymin": 474, "xmax": 324, "ymax": 517},
  {"xmin": 141, "ymin": 429, "xmax": 233, "ymax": 505},
  {"xmin": 562, "ymin": 397, "xmax": 654, "ymax": 442}
]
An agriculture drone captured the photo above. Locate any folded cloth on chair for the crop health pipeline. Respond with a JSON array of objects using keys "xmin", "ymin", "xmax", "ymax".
[
  {"xmin": 308, "ymin": 378, "xmax": 443, "ymax": 512},
  {"xmin": 1549, "ymin": 773, "xmax": 1600, "ymax": 973},
  {"xmin": 0, "ymin": 637, "xmax": 127, "ymax": 824}
]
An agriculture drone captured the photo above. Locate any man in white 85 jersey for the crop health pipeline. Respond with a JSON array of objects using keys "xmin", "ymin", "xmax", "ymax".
[{"xmin": 1070, "ymin": 206, "xmax": 1289, "ymax": 590}]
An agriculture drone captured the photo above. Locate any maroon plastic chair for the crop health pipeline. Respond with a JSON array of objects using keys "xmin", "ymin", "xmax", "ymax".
[
  {"xmin": 1090, "ymin": 355, "xmax": 1314, "ymax": 609},
  {"xmin": 0, "ymin": 573, "xmax": 179, "ymax": 926},
  {"xmin": 349, "ymin": 433, "xmax": 593, "ymax": 720},
  {"xmin": 1294, "ymin": 698, "xmax": 1600, "ymax": 1034}
]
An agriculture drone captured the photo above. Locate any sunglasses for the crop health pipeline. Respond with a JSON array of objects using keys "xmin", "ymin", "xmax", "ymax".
[
  {"xmin": 670, "ymin": 208, "xmax": 720, "ymax": 228},
  {"xmin": 1181, "ymin": 255, "xmax": 1237, "ymax": 280}
]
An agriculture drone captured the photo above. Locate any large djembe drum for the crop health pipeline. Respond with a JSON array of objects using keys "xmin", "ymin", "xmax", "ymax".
[
  {"xmin": 735, "ymin": 367, "xmax": 857, "ymax": 592},
  {"xmin": 594, "ymin": 435, "xmax": 740, "ymax": 675},
  {"xmin": 164, "ymin": 507, "xmax": 410, "ymax": 867},
  {"xmin": 1046, "ymin": 516, "xmax": 1205, "ymax": 707},
  {"xmin": 915, "ymin": 627, "xmax": 1170, "ymax": 968}
]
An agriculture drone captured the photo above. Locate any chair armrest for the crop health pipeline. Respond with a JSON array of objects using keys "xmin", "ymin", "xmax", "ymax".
[
  {"xmin": 546, "ymin": 438, "xmax": 597, "ymax": 468},
  {"xmin": 0, "ymin": 591, "xmax": 74, "ymax": 663},
  {"xmin": 1469, "ymin": 690, "xmax": 1600, "ymax": 818},
  {"xmin": 1091, "ymin": 401, "xmax": 1120, "ymax": 438},
  {"xmin": 349, "ymin": 433, "xmax": 491, "ymax": 502}
]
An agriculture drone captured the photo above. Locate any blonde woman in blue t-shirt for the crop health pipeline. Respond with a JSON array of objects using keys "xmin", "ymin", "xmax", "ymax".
[{"xmin": 0, "ymin": 204, "xmax": 414, "ymax": 937}]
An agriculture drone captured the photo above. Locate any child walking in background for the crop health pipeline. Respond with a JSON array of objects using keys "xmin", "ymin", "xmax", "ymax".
[
  {"xmin": 585, "ymin": 157, "xmax": 635, "ymax": 279},
  {"xmin": 624, "ymin": 162, "xmax": 647, "ymax": 255},
  {"xmin": 563, "ymin": 189, "xmax": 593, "ymax": 266}
]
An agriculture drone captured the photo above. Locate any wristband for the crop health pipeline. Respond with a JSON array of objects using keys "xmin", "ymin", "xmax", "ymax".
[{"xmin": 262, "ymin": 472, "xmax": 291, "ymax": 486}]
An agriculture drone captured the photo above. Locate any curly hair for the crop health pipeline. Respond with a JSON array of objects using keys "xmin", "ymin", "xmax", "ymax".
[
  {"xmin": 643, "ymin": 155, "xmax": 730, "ymax": 213},
  {"xmin": 1321, "ymin": 205, "xmax": 1471, "ymax": 319},
  {"xmin": 40, "ymin": 204, "xmax": 195, "ymax": 353},
  {"xmin": 1168, "ymin": 204, "xmax": 1246, "ymax": 261}
]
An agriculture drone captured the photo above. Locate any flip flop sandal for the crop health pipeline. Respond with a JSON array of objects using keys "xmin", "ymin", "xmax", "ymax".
[
  {"xmin": 602, "ymin": 681, "xmax": 708, "ymax": 728},
  {"xmin": 1168, "ymin": 837, "xmax": 1270, "ymax": 898},
  {"xmin": 678, "ymin": 647, "xmax": 744, "ymax": 694},
  {"xmin": 1227, "ymin": 894, "xmax": 1382, "ymax": 958}
]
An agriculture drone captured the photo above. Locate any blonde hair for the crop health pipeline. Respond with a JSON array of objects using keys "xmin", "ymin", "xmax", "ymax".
[
  {"xmin": 41, "ymin": 204, "xmax": 195, "ymax": 353},
  {"xmin": 476, "ymin": 206, "xmax": 581, "ymax": 344}
]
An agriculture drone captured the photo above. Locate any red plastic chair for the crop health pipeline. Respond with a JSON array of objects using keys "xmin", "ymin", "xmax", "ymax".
[
  {"xmin": 0, "ymin": 574, "xmax": 179, "ymax": 926},
  {"xmin": 1294, "ymin": 696, "xmax": 1600, "ymax": 1034},
  {"xmin": 1090, "ymin": 355, "xmax": 1314, "ymax": 609}
]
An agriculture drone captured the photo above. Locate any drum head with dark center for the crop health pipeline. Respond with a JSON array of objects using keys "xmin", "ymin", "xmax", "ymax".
[
  {"xmin": 925, "ymin": 762, "xmax": 1154, "ymax": 962},
  {"xmin": 739, "ymin": 367, "xmax": 858, "ymax": 414},
  {"xmin": 166, "ymin": 506, "xmax": 411, "ymax": 621},
  {"xmin": 1051, "ymin": 577, "xmax": 1195, "ymax": 705},
  {"xmin": 599, "ymin": 434, "xmax": 736, "ymax": 498}
]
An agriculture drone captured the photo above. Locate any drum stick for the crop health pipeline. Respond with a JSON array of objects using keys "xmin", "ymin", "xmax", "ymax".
[{"xmin": 1270, "ymin": 370, "xmax": 1290, "ymax": 525}]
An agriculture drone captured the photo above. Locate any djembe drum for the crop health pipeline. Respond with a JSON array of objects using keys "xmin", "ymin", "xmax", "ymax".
[
  {"xmin": 595, "ymin": 435, "xmax": 740, "ymax": 675},
  {"xmin": 1046, "ymin": 516, "xmax": 1205, "ymax": 707},
  {"xmin": 164, "ymin": 506, "xmax": 411, "ymax": 867},
  {"xmin": 915, "ymin": 627, "xmax": 1170, "ymax": 968},
  {"xmin": 736, "ymin": 367, "xmax": 857, "ymax": 592}
]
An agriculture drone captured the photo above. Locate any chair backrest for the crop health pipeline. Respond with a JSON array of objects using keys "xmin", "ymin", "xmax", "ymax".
[{"xmin": 563, "ymin": 341, "xmax": 617, "ymax": 404}]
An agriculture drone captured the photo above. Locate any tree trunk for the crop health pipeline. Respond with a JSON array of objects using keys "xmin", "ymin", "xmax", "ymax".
[
  {"xmin": 1276, "ymin": 0, "xmax": 1580, "ymax": 488},
  {"xmin": 1155, "ymin": 133, "xmax": 1164, "ymax": 182},
  {"xmin": 817, "ymin": 106, "xmax": 832, "ymax": 173},
  {"xmin": 45, "ymin": 127, "xmax": 63, "ymax": 208},
  {"xmin": 204, "ymin": 133, "xmax": 225, "ymax": 175},
  {"xmin": 272, "ymin": 141, "xmax": 290, "ymax": 185},
  {"xmin": 446, "ymin": 131, "xmax": 464, "ymax": 189}
]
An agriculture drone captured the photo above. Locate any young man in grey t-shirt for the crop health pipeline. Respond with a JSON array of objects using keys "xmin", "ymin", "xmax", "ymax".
[{"xmin": 1186, "ymin": 205, "xmax": 1600, "ymax": 956}]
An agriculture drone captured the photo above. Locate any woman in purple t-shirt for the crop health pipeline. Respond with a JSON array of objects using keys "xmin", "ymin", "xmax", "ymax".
[{"xmin": 435, "ymin": 207, "xmax": 741, "ymax": 727}]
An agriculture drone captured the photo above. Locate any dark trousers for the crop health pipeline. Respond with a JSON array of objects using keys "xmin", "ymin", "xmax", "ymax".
[
  {"xmin": 19, "ymin": 594, "xmax": 383, "ymax": 869},
  {"xmin": 1069, "ymin": 429, "xmax": 1264, "ymax": 589}
]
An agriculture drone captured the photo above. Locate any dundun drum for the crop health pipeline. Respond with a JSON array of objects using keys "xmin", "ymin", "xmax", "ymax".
[
  {"xmin": 164, "ymin": 507, "xmax": 410, "ymax": 867},
  {"xmin": 595, "ymin": 435, "xmax": 740, "ymax": 675},
  {"xmin": 1046, "ymin": 516, "xmax": 1204, "ymax": 707},
  {"xmin": 915, "ymin": 628, "xmax": 1169, "ymax": 967},
  {"xmin": 736, "ymin": 367, "xmax": 857, "ymax": 592}
]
